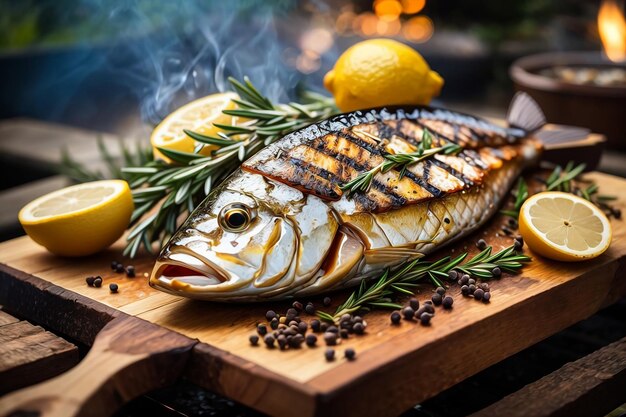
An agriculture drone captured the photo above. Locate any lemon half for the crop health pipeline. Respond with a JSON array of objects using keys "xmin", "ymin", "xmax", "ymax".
[
  {"xmin": 519, "ymin": 192, "xmax": 612, "ymax": 262},
  {"xmin": 151, "ymin": 92, "xmax": 239, "ymax": 163},
  {"xmin": 19, "ymin": 180, "xmax": 134, "ymax": 257}
]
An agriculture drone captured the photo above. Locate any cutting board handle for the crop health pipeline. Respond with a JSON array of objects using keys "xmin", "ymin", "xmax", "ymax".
[{"xmin": 0, "ymin": 316, "xmax": 197, "ymax": 417}]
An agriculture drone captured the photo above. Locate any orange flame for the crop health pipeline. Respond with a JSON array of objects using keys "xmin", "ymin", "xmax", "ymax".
[{"xmin": 598, "ymin": 0, "xmax": 626, "ymax": 62}]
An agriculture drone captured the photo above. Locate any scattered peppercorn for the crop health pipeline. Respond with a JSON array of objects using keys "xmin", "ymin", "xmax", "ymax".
[
  {"xmin": 474, "ymin": 288, "xmax": 485, "ymax": 301},
  {"xmin": 419, "ymin": 312, "xmax": 433, "ymax": 325},
  {"xmin": 270, "ymin": 318, "xmax": 279, "ymax": 330},
  {"xmin": 110, "ymin": 261, "xmax": 120, "ymax": 270},
  {"xmin": 264, "ymin": 334, "xmax": 275, "ymax": 348},
  {"xmin": 353, "ymin": 322, "xmax": 365, "ymax": 335},
  {"xmin": 290, "ymin": 334, "xmax": 304, "ymax": 348},
  {"xmin": 277, "ymin": 335, "xmax": 287, "ymax": 350},
  {"xmin": 298, "ymin": 322, "xmax": 308, "ymax": 334},
  {"xmin": 476, "ymin": 239, "xmax": 487, "ymax": 250},
  {"xmin": 323, "ymin": 296, "xmax": 331, "ymax": 306},
  {"xmin": 345, "ymin": 348, "xmax": 356, "ymax": 361},
  {"xmin": 353, "ymin": 316, "xmax": 363, "ymax": 323},
  {"xmin": 305, "ymin": 303, "xmax": 316, "ymax": 315},
  {"xmin": 292, "ymin": 301, "xmax": 303, "ymax": 312},
  {"xmin": 448, "ymin": 270, "xmax": 458, "ymax": 281},
  {"xmin": 483, "ymin": 292, "xmax": 492, "ymax": 302},
  {"xmin": 468, "ymin": 278, "xmax": 476, "ymax": 285},
  {"xmin": 515, "ymin": 236, "xmax": 524, "ymax": 248},
  {"xmin": 468, "ymin": 284, "xmax": 476, "ymax": 294},
  {"xmin": 501, "ymin": 226, "xmax": 512, "ymax": 235},
  {"xmin": 85, "ymin": 276, "xmax": 95, "ymax": 286},
  {"xmin": 325, "ymin": 348, "xmax": 336, "ymax": 361},
  {"xmin": 460, "ymin": 274, "xmax": 470, "ymax": 285},
  {"xmin": 310, "ymin": 319, "xmax": 321, "ymax": 332},
  {"xmin": 480, "ymin": 283, "xmax": 490, "ymax": 292},
  {"xmin": 613, "ymin": 208, "xmax": 622, "ymax": 219},
  {"xmin": 492, "ymin": 267, "xmax": 501, "ymax": 278},
  {"xmin": 431, "ymin": 293, "xmax": 442, "ymax": 306},
  {"xmin": 442, "ymin": 296, "xmax": 454, "ymax": 309},
  {"xmin": 508, "ymin": 218, "xmax": 518, "ymax": 228},
  {"xmin": 390, "ymin": 311, "xmax": 401, "ymax": 324},
  {"xmin": 436, "ymin": 286, "xmax": 446, "ymax": 295},
  {"xmin": 320, "ymin": 322, "xmax": 329, "ymax": 332},
  {"xmin": 257, "ymin": 324, "xmax": 268, "ymax": 336},
  {"xmin": 327, "ymin": 325, "xmax": 339, "ymax": 334},
  {"xmin": 324, "ymin": 332, "xmax": 338, "ymax": 346},
  {"xmin": 109, "ymin": 283, "xmax": 118, "ymax": 293},
  {"xmin": 125, "ymin": 265, "xmax": 135, "ymax": 277},
  {"xmin": 423, "ymin": 303, "xmax": 435, "ymax": 314},
  {"xmin": 93, "ymin": 277, "xmax": 103, "ymax": 288},
  {"xmin": 114, "ymin": 263, "xmax": 125, "ymax": 273},
  {"xmin": 266, "ymin": 310, "xmax": 277, "ymax": 321},
  {"xmin": 340, "ymin": 313, "xmax": 351, "ymax": 323},
  {"xmin": 402, "ymin": 306, "xmax": 415, "ymax": 320},
  {"xmin": 340, "ymin": 329, "xmax": 349, "ymax": 339},
  {"xmin": 305, "ymin": 334, "xmax": 317, "ymax": 347},
  {"xmin": 461, "ymin": 285, "xmax": 470, "ymax": 296},
  {"xmin": 249, "ymin": 335, "xmax": 259, "ymax": 346}
]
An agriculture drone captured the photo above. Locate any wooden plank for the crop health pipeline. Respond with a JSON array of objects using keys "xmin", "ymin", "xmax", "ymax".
[
  {"xmin": 0, "ymin": 312, "xmax": 79, "ymax": 394},
  {"xmin": 0, "ymin": 310, "xmax": 19, "ymax": 327},
  {"xmin": 0, "ymin": 171, "xmax": 625, "ymax": 417},
  {"xmin": 470, "ymin": 337, "xmax": 626, "ymax": 417}
]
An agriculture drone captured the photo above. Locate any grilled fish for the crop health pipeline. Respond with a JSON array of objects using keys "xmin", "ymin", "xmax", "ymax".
[{"xmin": 149, "ymin": 93, "xmax": 562, "ymax": 301}]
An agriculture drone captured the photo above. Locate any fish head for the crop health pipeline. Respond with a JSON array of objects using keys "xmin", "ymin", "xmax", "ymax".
[{"xmin": 150, "ymin": 170, "xmax": 340, "ymax": 301}]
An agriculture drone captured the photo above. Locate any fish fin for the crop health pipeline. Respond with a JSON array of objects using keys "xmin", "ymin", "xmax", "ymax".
[
  {"xmin": 364, "ymin": 247, "xmax": 424, "ymax": 265},
  {"xmin": 507, "ymin": 92, "xmax": 546, "ymax": 133},
  {"xmin": 535, "ymin": 124, "xmax": 591, "ymax": 145}
]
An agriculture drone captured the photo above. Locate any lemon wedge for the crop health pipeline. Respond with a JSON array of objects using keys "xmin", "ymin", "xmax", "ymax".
[
  {"xmin": 19, "ymin": 180, "xmax": 134, "ymax": 257},
  {"xmin": 518, "ymin": 192, "xmax": 612, "ymax": 262},
  {"xmin": 151, "ymin": 92, "xmax": 240, "ymax": 163}
]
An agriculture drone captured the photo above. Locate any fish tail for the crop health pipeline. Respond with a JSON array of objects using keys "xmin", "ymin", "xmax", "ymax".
[{"xmin": 507, "ymin": 92, "xmax": 546, "ymax": 133}]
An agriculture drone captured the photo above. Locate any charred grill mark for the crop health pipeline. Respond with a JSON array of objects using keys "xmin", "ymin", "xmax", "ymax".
[
  {"xmin": 460, "ymin": 149, "xmax": 489, "ymax": 170},
  {"xmin": 338, "ymin": 131, "xmax": 385, "ymax": 156},
  {"xmin": 313, "ymin": 139, "xmax": 370, "ymax": 172},
  {"xmin": 371, "ymin": 179, "xmax": 407, "ymax": 207},
  {"xmin": 430, "ymin": 158, "xmax": 474, "ymax": 187},
  {"xmin": 414, "ymin": 118, "xmax": 460, "ymax": 146},
  {"xmin": 423, "ymin": 159, "xmax": 432, "ymax": 182},
  {"xmin": 376, "ymin": 121, "xmax": 397, "ymax": 141},
  {"xmin": 401, "ymin": 170, "xmax": 445, "ymax": 198},
  {"xmin": 289, "ymin": 157, "xmax": 341, "ymax": 184}
]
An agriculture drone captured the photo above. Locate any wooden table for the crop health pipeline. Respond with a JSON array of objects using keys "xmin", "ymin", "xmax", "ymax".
[{"xmin": 0, "ymin": 172, "xmax": 625, "ymax": 417}]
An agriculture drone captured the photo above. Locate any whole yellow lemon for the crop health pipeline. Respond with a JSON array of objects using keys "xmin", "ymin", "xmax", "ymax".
[{"xmin": 324, "ymin": 39, "xmax": 443, "ymax": 112}]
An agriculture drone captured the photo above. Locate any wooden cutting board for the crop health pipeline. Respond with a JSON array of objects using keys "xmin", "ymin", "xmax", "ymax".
[{"xmin": 0, "ymin": 171, "xmax": 625, "ymax": 417}]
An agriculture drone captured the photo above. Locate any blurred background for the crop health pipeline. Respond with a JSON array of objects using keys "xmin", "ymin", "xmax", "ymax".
[{"xmin": 1, "ymin": 1, "xmax": 625, "ymax": 416}]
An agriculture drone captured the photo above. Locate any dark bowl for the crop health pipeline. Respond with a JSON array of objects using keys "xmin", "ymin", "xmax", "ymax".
[{"xmin": 510, "ymin": 52, "xmax": 626, "ymax": 150}]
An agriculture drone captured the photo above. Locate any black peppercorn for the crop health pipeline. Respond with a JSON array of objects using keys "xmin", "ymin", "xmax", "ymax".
[
  {"xmin": 468, "ymin": 284, "xmax": 476, "ymax": 293},
  {"xmin": 474, "ymin": 288, "xmax": 485, "ymax": 300},
  {"xmin": 305, "ymin": 334, "xmax": 317, "ymax": 347},
  {"xmin": 448, "ymin": 270, "xmax": 458, "ymax": 281},
  {"xmin": 305, "ymin": 303, "xmax": 316, "ymax": 315},
  {"xmin": 310, "ymin": 319, "xmax": 321, "ymax": 332},
  {"xmin": 423, "ymin": 303, "xmax": 435, "ymax": 314},
  {"xmin": 257, "ymin": 324, "xmax": 268, "ymax": 336},
  {"xmin": 419, "ymin": 312, "xmax": 433, "ymax": 325},
  {"xmin": 270, "ymin": 317, "xmax": 279, "ymax": 330},
  {"xmin": 298, "ymin": 322, "xmax": 308, "ymax": 334},
  {"xmin": 492, "ymin": 267, "xmax": 502, "ymax": 277},
  {"xmin": 265, "ymin": 310, "xmax": 277, "ymax": 321},
  {"xmin": 468, "ymin": 278, "xmax": 476, "ymax": 285},
  {"xmin": 292, "ymin": 301, "xmax": 303, "ymax": 312},
  {"xmin": 264, "ymin": 334, "xmax": 275, "ymax": 348},
  {"xmin": 325, "ymin": 348, "xmax": 335, "ymax": 361},
  {"xmin": 114, "ymin": 263, "xmax": 124, "ymax": 273},
  {"xmin": 436, "ymin": 286, "xmax": 446, "ymax": 295},
  {"xmin": 320, "ymin": 322, "xmax": 329, "ymax": 332},
  {"xmin": 476, "ymin": 239, "xmax": 487, "ymax": 250},
  {"xmin": 431, "ymin": 293, "xmax": 442, "ymax": 306},
  {"xmin": 345, "ymin": 348, "xmax": 356, "ymax": 361},
  {"xmin": 483, "ymin": 291, "xmax": 492, "ymax": 302},
  {"xmin": 402, "ymin": 306, "xmax": 415, "ymax": 320},
  {"xmin": 480, "ymin": 283, "xmax": 490, "ymax": 292},
  {"xmin": 85, "ymin": 276, "xmax": 95, "ymax": 286},
  {"xmin": 110, "ymin": 261, "xmax": 120, "ymax": 270},
  {"xmin": 290, "ymin": 334, "xmax": 304, "ymax": 348},
  {"xmin": 324, "ymin": 332, "xmax": 338, "ymax": 346},
  {"xmin": 460, "ymin": 274, "xmax": 470, "ymax": 285},
  {"xmin": 442, "ymin": 296, "xmax": 454, "ymax": 309},
  {"xmin": 249, "ymin": 335, "xmax": 259, "ymax": 346},
  {"xmin": 109, "ymin": 283, "xmax": 118, "ymax": 293},
  {"xmin": 323, "ymin": 296, "xmax": 331, "ymax": 306},
  {"xmin": 353, "ymin": 322, "xmax": 365, "ymax": 335},
  {"xmin": 461, "ymin": 285, "xmax": 470, "ymax": 296},
  {"xmin": 340, "ymin": 329, "xmax": 349, "ymax": 339},
  {"xmin": 93, "ymin": 277, "xmax": 103, "ymax": 288},
  {"xmin": 327, "ymin": 325, "xmax": 339, "ymax": 334},
  {"xmin": 409, "ymin": 298, "xmax": 419, "ymax": 310},
  {"xmin": 125, "ymin": 265, "xmax": 135, "ymax": 277},
  {"xmin": 515, "ymin": 236, "xmax": 524, "ymax": 248},
  {"xmin": 277, "ymin": 335, "xmax": 287, "ymax": 350},
  {"xmin": 390, "ymin": 311, "xmax": 401, "ymax": 324}
]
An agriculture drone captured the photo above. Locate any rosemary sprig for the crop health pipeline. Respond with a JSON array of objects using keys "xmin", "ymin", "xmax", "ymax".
[
  {"xmin": 318, "ymin": 245, "xmax": 530, "ymax": 323},
  {"xmin": 121, "ymin": 77, "xmax": 337, "ymax": 257},
  {"xmin": 340, "ymin": 129, "xmax": 461, "ymax": 197},
  {"xmin": 501, "ymin": 162, "xmax": 616, "ymax": 219}
]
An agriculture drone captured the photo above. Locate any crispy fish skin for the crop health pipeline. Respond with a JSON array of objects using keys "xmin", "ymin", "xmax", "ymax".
[{"xmin": 150, "ymin": 105, "xmax": 542, "ymax": 301}]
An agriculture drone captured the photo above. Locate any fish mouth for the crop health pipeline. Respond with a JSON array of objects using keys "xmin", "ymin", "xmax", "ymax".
[{"xmin": 150, "ymin": 252, "xmax": 229, "ymax": 293}]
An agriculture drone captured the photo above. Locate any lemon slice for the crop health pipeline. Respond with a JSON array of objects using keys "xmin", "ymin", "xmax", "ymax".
[
  {"xmin": 518, "ymin": 191, "xmax": 612, "ymax": 262},
  {"xmin": 151, "ymin": 92, "xmax": 239, "ymax": 163},
  {"xmin": 19, "ymin": 180, "xmax": 134, "ymax": 257}
]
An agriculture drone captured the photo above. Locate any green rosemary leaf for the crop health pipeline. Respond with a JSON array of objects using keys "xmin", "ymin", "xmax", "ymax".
[
  {"xmin": 183, "ymin": 129, "xmax": 233, "ymax": 146},
  {"xmin": 156, "ymin": 147, "xmax": 205, "ymax": 164},
  {"xmin": 368, "ymin": 302, "xmax": 403, "ymax": 309}
]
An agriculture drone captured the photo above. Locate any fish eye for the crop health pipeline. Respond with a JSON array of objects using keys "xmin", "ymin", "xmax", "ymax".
[{"xmin": 219, "ymin": 203, "xmax": 254, "ymax": 232}]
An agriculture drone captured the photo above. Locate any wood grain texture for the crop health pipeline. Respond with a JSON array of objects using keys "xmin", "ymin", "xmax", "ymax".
[
  {"xmin": 0, "ymin": 311, "xmax": 79, "ymax": 394},
  {"xmin": 0, "ymin": 316, "xmax": 197, "ymax": 417},
  {"xmin": 470, "ymin": 336, "xmax": 626, "ymax": 417},
  {"xmin": 0, "ymin": 171, "xmax": 624, "ymax": 417}
]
